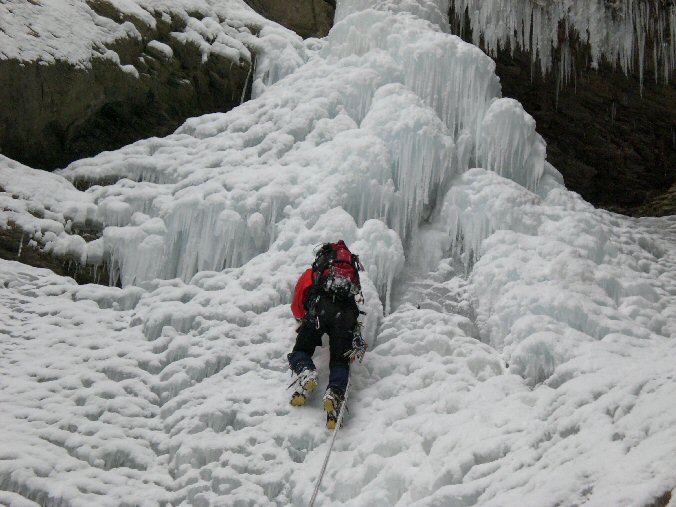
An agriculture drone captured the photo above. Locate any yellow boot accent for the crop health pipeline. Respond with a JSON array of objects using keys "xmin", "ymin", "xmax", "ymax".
[
  {"xmin": 326, "ymin": 416, "xmax": 337, "ymax": 430},
  {"xmin": 323, "ymin": 398, "xmax": 336, "ymax": 413},
  {"xmin": 290, "ymin": 392, "xmax": 306, "ymax": 406},
  {"xmin": 303, "ymin": 378, "xmax": 317, "ymax": 393}
]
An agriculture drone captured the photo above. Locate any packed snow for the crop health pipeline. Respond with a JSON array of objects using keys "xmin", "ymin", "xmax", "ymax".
[{"xmin": 1, "ymin": 0, "xmax": 675, "ymax": 506}]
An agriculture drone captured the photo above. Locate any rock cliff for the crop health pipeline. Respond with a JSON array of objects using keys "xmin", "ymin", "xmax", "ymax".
[
  {"xmin": 243, "ymin": 0, "xmax": 335, "ymax": 38},
  {"xmin": 0, "ymin": 0, "xmax": 314, "ymax": 171},
  {"xmin": 492, "ymin": 45, "xmax": 676, "ymax": 217},
  {"xmin": 448, "ymin": 1, "xmax": 676, "ymax": 216}
]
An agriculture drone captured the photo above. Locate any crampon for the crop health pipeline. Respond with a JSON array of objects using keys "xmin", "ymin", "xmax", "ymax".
[
  {"xmin": 323, "ymin": 387, "xmax": 346, "ymax": 429},
  {"xmin": 288, "ymin": 368, "xmax": 318, "ymax": 406}
]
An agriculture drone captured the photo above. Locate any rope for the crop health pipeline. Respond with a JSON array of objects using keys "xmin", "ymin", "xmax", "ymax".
[{"xmin": 308, "ymin": 376, "xmax": 351, "ymax": 507}]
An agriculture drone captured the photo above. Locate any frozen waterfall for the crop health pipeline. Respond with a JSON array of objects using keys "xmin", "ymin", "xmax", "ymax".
[{"xmin": 0, "ymin": 0, "xmax": 675, "ymax": 506}]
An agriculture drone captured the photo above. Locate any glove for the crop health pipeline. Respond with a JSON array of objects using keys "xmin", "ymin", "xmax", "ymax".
[{"xmin": 345, "ymin": 334, "xmax": 367, "ymax": 363}]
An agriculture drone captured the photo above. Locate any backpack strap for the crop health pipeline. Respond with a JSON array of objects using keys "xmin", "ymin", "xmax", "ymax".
[
  {"xmin": 312, "ymin": 243, "xmax": 335, "ymax": 280},
  {"xmin": 352, "ymin": 253, "xmax": 364, "ymax": 272}
]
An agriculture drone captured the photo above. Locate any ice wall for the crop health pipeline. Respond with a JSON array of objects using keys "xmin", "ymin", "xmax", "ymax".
[{"xmin": 47, "ymin": 0, "xmax": 547, "ymax": 296}]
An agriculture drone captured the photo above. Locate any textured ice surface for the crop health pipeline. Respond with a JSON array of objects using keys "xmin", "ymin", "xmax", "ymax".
[{"xmin": 1, "ymin": 0, "xmax": 676, "ymax": 506}]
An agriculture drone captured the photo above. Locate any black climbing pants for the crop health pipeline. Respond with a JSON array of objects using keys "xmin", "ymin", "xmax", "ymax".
[{"xmin": 288, "ymin": 295, "xmax": 358, "ymax": 394}]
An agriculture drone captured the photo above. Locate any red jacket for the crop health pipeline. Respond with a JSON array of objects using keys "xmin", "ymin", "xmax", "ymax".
[{"xmin": 291, "ymin": 268, "xmax": 314, "ymax": 319}]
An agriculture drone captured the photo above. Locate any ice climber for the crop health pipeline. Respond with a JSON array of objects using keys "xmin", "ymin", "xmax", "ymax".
[{"xmin": 287, "ymin": 240, "xmax": 367, "ymax": 429}]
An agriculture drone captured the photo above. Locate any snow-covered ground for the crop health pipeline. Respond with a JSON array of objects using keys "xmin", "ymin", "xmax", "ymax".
[{"xmin": 1, "ymin": 0, "xmax": 675, "ymax": 506}]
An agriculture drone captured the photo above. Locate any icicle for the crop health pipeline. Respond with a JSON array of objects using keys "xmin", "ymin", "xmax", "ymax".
[
  {"xmin": 477, "ymin": 98, "xmax": 546, "ymax": 191},
  {"xmin": 449, "ymin": 0, "xmax": 675, "ymax": 85}
]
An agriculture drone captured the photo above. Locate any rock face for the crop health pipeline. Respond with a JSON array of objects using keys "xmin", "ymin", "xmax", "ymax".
[
  {"xmin": 0, "ymin": 0, "xmax": 335, "ymax": 172},
  {"xmin": 0, "ymin": 55, "xmax": 251, "ymax": 171},
  {"xmin": 244, "ymin": 0, "xmax": 335, "ymax": 38},
  {"xmin": 492, "ymin": 46, "xmax": 676, "ymax": 217},
  {"xmin": 0, "ymin": 1, "xmax": 255, "ymax": 171},
  {"xmin": 448, "ymin": 3, "xmax": 676, "ymax": 217}
]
